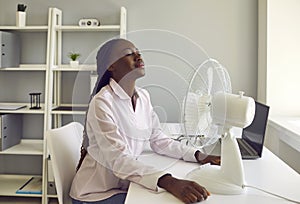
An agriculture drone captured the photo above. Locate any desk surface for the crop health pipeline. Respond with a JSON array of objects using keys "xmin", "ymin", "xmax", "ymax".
[{"xmin": 125, "ymin": 148, "xmax": 300, "ymax": 204}]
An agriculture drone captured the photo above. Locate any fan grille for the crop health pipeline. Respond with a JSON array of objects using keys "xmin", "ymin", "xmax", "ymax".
[{"xmin": 183, "ymin": 58, "xmax": 231, "ymax": 148}]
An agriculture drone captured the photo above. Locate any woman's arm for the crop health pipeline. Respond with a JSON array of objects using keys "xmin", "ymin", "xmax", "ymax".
[
  {"xmin": 150, "ymin": 109, "xmax": 221, "ymax": 165},
  {"xmin": 149, "ymin": 110, "xmax": 198, "ymax": 162}
]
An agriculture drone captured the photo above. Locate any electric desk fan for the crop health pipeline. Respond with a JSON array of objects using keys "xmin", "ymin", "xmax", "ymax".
[{"xmin": 183, "ymin": 58, "xmax": 256, "ymax": 194}]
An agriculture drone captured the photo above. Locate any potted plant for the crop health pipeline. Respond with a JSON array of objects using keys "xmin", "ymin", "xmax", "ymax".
[{"xmin": 68, "ymin": 52, "xmax": 80, "ymax": 68}]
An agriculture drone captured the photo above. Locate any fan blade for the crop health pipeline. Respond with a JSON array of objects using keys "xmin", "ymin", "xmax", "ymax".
[{"xmin": 207, "ymin": 67, "xmax": 213, "ymax": 95}]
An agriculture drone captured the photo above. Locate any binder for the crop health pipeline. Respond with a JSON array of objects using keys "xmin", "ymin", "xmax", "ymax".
[{"xmin": 0, "ymin": 114, "xmax": 22, "ymax": 151}]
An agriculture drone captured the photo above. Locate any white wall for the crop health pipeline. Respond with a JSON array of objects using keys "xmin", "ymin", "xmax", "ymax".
[
  {"xmin": 0, "ymin": 0, "xmax": 258, "ymax": 122},
  {"xmin": 258, "ymin": 0, "xmax": 300, "ymax": 116}
]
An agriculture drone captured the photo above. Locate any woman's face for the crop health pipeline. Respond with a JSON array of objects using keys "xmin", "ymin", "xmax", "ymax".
[{"xmin": 108, "ymin": 40, "xmax": 145, "ymax": 82}]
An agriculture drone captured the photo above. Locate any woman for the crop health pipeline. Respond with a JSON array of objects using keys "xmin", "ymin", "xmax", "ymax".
[{"xmin": 70, "ymin": 38, "xmax": 220, "ymax": 204}]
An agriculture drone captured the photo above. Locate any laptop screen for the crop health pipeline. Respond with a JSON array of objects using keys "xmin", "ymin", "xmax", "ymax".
[{"xmin": 242, "ymin": 101, "xmax": 270, "ymax": 157}]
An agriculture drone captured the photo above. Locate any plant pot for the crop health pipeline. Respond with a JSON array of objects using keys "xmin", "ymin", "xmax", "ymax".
[
  {"xmin": 16, "ymin": 11, "xmax": 26, "ymax": 27},
  {"xmin": 70, "ymin": 60, "xmax": 79, "ymax": 68}
]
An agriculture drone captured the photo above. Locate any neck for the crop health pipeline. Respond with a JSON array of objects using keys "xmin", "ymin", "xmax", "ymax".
[{"xmin": 118, "ymin": 79, "xmax": 135, "ymax": 97}]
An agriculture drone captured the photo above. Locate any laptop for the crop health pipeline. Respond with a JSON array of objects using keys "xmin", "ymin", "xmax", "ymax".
[{"xmin": 237, "ymin": 101, "xmax": 270, "ymax": 159}]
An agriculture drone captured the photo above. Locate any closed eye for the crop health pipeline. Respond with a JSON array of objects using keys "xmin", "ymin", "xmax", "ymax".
[
  {"xmin": 126, "ymin": 52, "xmax": 135, "ymax": 56},
  {"xmin": 125, "ymin": 52, "xmax": 141, "ymax": 57}
]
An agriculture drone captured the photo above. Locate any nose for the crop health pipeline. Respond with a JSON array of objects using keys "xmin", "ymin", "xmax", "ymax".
[{"xmin": 134, "ymin": 52, "xmax": 142, "ymax": 61}]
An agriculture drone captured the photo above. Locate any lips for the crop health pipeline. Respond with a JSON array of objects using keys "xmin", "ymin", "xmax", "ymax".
[{"xmin": 135, "ymin": 61, "xmax": 144, "ymax": 68}]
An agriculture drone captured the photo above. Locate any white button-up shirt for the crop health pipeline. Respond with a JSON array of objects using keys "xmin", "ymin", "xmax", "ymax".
[{"xmin": 70, "ymin": 79, "xmax": 198, "ymax": 201}]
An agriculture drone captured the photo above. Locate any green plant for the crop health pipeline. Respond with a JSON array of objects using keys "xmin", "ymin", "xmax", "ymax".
[{"xmin": 68, "ymin": 52, "xmax": 80, "ymax": 61}]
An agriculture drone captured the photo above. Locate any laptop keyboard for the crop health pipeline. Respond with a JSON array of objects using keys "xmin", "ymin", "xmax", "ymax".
[{"xmin": 237, "ymin": 139, "xmax": 258, "ymax": 158}]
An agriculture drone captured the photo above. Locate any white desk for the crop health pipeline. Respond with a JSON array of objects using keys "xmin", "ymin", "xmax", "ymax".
[{"xmin": 125, "ymin": 148, "xmax": 300, "ymax": 204}]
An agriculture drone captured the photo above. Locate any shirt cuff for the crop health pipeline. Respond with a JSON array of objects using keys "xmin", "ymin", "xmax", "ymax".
[
  {"xmin": 156, "ymin": 185, "xmax": 167, "ymax": 193},
  {"xmin": 138, "ymin": 171, "xmax": 170, "ymax": 192},
  {"xmin": 182, "ymin": 146, "xmax": 198, "ymax": 162}
]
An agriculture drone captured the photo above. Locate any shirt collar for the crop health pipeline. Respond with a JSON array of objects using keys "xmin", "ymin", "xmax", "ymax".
[{"xmin": 109, "ymin": 78, "xmax": 139, "ymax": 100}]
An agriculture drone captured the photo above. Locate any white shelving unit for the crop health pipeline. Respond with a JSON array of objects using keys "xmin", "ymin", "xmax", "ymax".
[
  {"xmin": 0, "ymin": 65, "xmax": 47, "ymax": 71},
  {"xmin": 0, "ymin": 26, "xmax": 48, "ymax": 32},
  {"xmin": 42, "ymin": 7, "xmax": 127, "ymax": 204},
  {"xmin": 55, "ymin": 25, "xmax": 121, "ymax": 32},
  {"xmin": 0, "ymin": 7, "xmax": 53, "ymax": 204},
  {"xmin": 0, "ymin": 140, "xmax": 43, "ymax": 155},
  {"xmin": 52, "ymin": 64, "xmax": 96, "ymax": 72},
  {"xmin": 0, "ymin": 103, "xmax": 45, "ymax": 114},
  {"xmin": 0, "ymin": 6, "xmax": 126, "ymax": 203},
  {"xmin": 0, "ymin": 175, "xmax": 42, "ymax": 197}
]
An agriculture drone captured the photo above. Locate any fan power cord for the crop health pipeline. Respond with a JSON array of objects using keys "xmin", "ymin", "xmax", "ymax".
[{"xmin": 242, "ymin": 184, "xmax": 300, "ymax": 204}]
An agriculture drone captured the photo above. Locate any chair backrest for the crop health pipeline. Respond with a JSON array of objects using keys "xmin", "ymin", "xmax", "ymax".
[{"xmin": 46, "ymin": 122, "xmax": 84, "ymax": 204}]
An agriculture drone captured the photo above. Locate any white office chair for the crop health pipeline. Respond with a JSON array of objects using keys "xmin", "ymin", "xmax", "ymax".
[{"xmin": 46, "ymin": 122, "xmax": 84, "ymax": 204}]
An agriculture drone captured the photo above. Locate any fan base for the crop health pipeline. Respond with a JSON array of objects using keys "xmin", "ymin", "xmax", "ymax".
[{"xmin": 186, "ymin": 165, "xmax": 245, "ymax": 195}]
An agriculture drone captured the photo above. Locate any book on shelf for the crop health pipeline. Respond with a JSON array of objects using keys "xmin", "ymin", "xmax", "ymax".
[
  {"xmin": 16, "ymin": 177, "xmax": 42, "ymax": 194},
  {"xmin": 0, "ymin": 104, "xmax": 26, "ymax": 110}
]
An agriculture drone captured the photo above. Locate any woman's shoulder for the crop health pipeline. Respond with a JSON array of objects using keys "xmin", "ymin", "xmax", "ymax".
[
  {"xmin": 89, "ymin": 87, "xmax": 114, "ymax": 114},
  {"xmin": 136, "ymin": 86, "xmax": 150, "ymax": 98},
  {"xmin": 136, "ymin": 86, "xmax": 149, "ymax": 94},
  {"xmin": 92, "ymin": 86, "xmax": 114, "ymax": 103}
]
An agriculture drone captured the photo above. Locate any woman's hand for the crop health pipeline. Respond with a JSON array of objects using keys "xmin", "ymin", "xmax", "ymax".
[
  {"xmin": 158, "ymin": 174, "xmax": 210, "ymax": 203},
  {"xmin": 195, "ymin": 150, "xmax": 221, "ymax": 165}
]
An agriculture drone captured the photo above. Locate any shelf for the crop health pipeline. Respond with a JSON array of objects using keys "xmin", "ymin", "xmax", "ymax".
[
  {"xmin": 55, "ymin": 25, "xmax": 120, "ymax": 32},
  {"xmin": 0, "ymin": 139, "xmax": 43, "ymax": 155},
  {"xmin": 52, "ymin": 64, "xmax": 96, "ymax": 71},
  {"xmin": 51, "ymin": 110, "xmax": 86, "ymax": 115},
  {"xmin": 51, "ymin": 105, "xmax": 87, "ymax": 115},
  {"xmin": 0, "ymin": 174, "xmax": 42, "ymax": 197},
  {"xmin": 47, "ymin": 194, "xmax": 58, "ymax": 198},
  {"xmin": 0, "ymin": 64, "xmax": 47, "ymax": 71},
  {"xmin": 0, "ymin": 26, "xmax": 48, "ymax": 32},
  {"xmin": 0, "ymin": 103, "xmax": 45, "ymax": 114}
]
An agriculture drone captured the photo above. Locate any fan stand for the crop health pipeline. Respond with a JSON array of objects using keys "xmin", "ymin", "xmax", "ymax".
[{"xmin": 186, "ymin": 127, "xmax": 245, "ymax": 195}]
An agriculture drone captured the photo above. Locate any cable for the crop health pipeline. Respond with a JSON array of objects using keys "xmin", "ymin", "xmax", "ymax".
[{"xmin": 243, "ymin": 184, "xmax": 300, "ymax": 204}]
